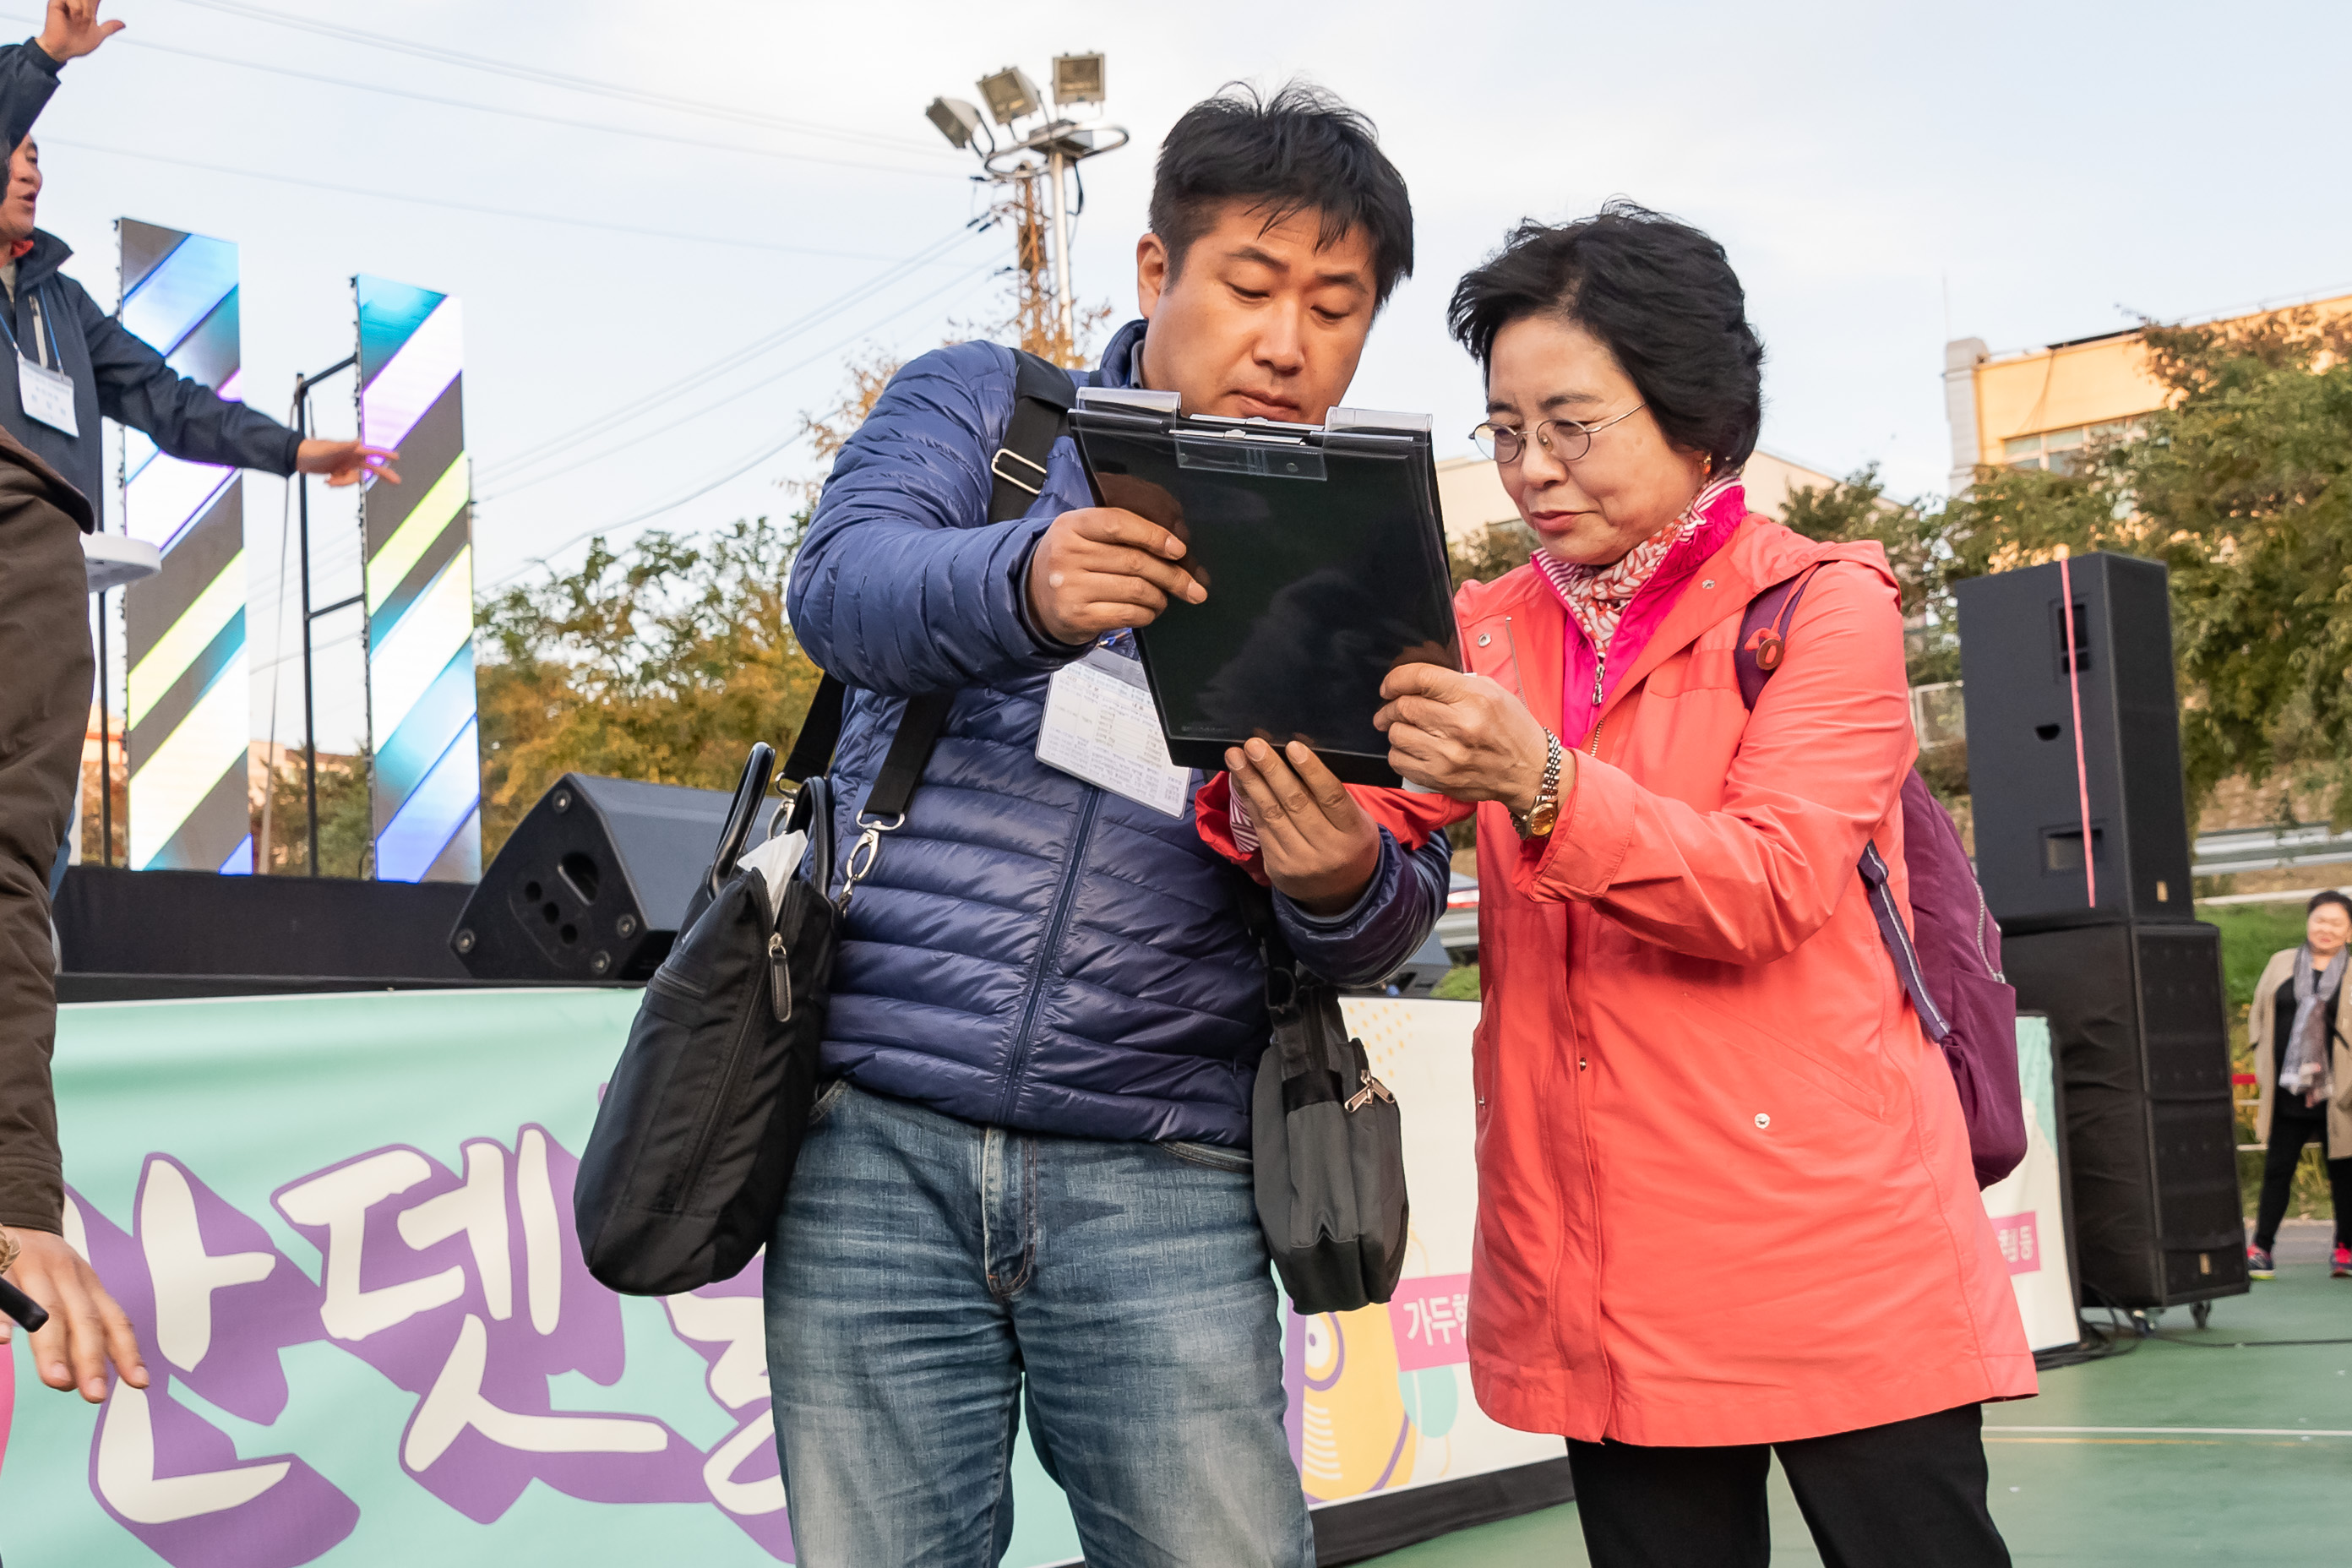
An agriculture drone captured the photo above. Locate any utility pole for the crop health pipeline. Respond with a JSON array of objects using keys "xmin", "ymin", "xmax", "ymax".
[{"xmin": 925, "ymin": 55, "xmax": 1126, "ymax": 368}]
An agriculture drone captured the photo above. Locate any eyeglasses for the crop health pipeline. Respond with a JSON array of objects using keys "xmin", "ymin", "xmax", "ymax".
[{"xmin": 1470, "ymin": 403, "xmax": 1647, "ymax": 466}]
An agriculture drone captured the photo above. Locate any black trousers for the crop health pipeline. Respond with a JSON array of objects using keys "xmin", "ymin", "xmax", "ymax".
[
  {"xmin": 2253, "ymin": 1113, "xmax": 2352, "ymax": 1249},
  {"xmin": 1567, "ymin": 1403, "xmax": 2010, "ymax": 1568}
]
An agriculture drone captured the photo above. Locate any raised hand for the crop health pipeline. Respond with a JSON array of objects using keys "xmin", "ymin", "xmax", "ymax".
[
  {"xmin": 37, "ymin": 0, "xmax": 125, "ymax": 63},
  {"xmin": 295, "ymin": 439, "xmax": 400, "ymax": 487}
]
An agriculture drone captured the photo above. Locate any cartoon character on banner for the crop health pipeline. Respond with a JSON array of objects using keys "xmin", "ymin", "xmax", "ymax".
[{"xmin": 1285, "ymin": 1275, "xmax": 1468, "ymax": 1504}]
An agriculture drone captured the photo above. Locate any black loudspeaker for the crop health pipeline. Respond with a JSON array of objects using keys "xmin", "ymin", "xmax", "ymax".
[
  {"xmin": 1954, "ymin": 553, "xmax": 2195, "ymax": 934},
  {"xmin": 2003, "ymin": 923, "xmax": 2246, "ymax": 1309},
  {"xmin": 451, "ymin": 773, "xmax": 775, "ymax": 982}
]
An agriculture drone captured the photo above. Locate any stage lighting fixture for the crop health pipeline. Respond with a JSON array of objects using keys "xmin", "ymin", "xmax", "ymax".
[
  {"xmin": 977, "ymin": 66, "xmax": 1041, "ymax": 126},
  {"xmin": 926, "ymin": 96, "xmax": 983, "ymax": 150},
  {"xmin": 1052, "ymin": 53, "xmax": 1105, "ymax": 107}
]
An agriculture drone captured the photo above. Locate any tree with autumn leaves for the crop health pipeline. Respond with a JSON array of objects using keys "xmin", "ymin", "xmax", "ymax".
[
  {"xmin": 1785, "ymin": 307, "xmax": 2352, "ymax": 824},
  {"xmin": 468, "ymin": 306, "xmax": 1109, "ymax": 860},
  {"xmin": 470, "ymin": 305, "xmax": 2352, "ymax": 861}
]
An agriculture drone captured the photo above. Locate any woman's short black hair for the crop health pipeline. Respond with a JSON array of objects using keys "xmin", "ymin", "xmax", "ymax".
[
  {"xmin": 2306, "ymin": 890, "xmax": 2352, "ymax": 923},
  {"xmin": 1447, "ymin": 200, "xmax": 1764, "ymax": 470},
  {"xmin": 1148, "ymin": 80, "xmax": 1413, "ymax": 307}
]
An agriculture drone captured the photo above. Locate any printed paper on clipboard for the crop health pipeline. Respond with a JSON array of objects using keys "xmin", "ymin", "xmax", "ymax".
[{"xmin": 1070, "ymin": 393, "xmax": 1461, "ymax": 788}]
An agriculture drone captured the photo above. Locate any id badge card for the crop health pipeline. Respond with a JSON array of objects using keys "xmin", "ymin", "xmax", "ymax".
[
  {"xmin": 17, "ymin": 355, "xmax": 76, "ymax": 437},
  {"xmin": 1036, "ymin": 645, "xmax": 1193, "ymax": 817}
]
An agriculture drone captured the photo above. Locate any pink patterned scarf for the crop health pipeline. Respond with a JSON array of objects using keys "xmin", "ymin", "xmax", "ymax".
[
  {"xmin": 1533, "ymin": 471, "xmax": 1745, "ymax": 656},
  {"xmin": 1533, "ymin": 471, "xmax": 1749, "ymax": 739}
]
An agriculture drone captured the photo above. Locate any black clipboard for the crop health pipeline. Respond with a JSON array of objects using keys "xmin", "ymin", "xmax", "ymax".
[{"xmin": 1070, "ymin": 388, "xmax": 1461, "ymax": 787}]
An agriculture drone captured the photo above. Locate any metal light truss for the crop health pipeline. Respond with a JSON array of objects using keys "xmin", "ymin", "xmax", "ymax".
[
  {"xmin": 117, "ymin": 219, "xmax": 252, "ymax": 874},
  {"xmin": 355, "ymin": 275, "xmax": 479, "ymax": 883}
]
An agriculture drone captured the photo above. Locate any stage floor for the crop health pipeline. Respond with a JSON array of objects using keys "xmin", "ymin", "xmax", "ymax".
[{"xmin": 1368, "ymin": 1220, "xmax": 2348, "ymax": 1565}]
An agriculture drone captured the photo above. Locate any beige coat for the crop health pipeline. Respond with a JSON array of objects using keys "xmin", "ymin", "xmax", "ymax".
[{"xmin": 2249, "ymin": 946, "xmax": 2352, "ymax": 1149}]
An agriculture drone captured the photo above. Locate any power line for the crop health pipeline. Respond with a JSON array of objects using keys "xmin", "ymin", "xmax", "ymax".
[
  {"xmin": 172, "ymin": 0, "xmax": 955, "ymax": 160},
  {"xmin": 480, "ymin": 253, "xmax": 1005, "ymax": 503},
  {"xmin": 476, "ymin": 220, "xmax": 995, "ymax": 487},
  {"xmin": 482, "ymin": 260, "xmax": 1013, "ymax": 590},
  {"xmin": 45, "ymin": 136, "xmax": 934, "ymax": 261},
  {"xmin": 0, "ymin": 14, "xmax": 964, "ymax": 182}
]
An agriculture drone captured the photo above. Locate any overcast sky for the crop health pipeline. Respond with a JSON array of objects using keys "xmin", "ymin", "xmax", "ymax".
[{"xmin": 36, "ymin": 0, "xmax": 2349, "ymax": 750}]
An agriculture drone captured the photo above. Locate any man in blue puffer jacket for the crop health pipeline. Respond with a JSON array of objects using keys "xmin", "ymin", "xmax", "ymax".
[{"xmin": 770, "ymin": 83, "xmax": 1446, "ymax": 1567}]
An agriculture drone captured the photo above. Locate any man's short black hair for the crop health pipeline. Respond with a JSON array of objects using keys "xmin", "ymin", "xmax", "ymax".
[
  {"xmin": 1148, "ymin": 80, "xmax": 1413, "ymax": 307},
  {"xmin": 1448, "ymin": 200, "xmax": 1765, "ymax": 471}
]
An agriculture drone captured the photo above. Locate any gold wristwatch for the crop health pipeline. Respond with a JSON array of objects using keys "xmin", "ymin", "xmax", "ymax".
[{"xmin": 1511, "ymin": 730, "xmax": 1564, "ymax": 840}]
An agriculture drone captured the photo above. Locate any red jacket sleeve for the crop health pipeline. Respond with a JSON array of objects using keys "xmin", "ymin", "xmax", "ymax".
[{"xmin": 1195, "ymin": 773, "xmax": 1472, "ymax": 885}]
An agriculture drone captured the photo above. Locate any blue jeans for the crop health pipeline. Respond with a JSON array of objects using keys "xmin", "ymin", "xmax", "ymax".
[{"xmin": 765, "ymin": 1082, "xmax": 1312, "ymax": 1568}]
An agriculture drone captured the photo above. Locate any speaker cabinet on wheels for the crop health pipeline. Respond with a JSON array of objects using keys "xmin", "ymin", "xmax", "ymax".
[
  {"xmin": 1957, "ymin": 553, "xmax": 2246, "ymax": 1315},
  {"xmin": 2002, "ymin": 923, "xmax": 2247, "ymax": 1309},
  {"xmin": 450, "ymin": 773, "xmax": 775, "ymax": 983}
]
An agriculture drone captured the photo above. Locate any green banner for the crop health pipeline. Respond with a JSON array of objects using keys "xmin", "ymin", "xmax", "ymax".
[
  {"xmin": 0, "ymin": 988, "xmax": 1094, "ymax": 1566},
  {"xmin": 3, "ymin": 989, "xmax": 1560, "ymax": 1565}
]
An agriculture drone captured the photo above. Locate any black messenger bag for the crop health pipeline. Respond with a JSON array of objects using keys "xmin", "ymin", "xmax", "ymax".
[
  {"xmin": 1240, "ymin": 888, "xmax": 1411, "ymax": 1315},
  {"xmin": 573, "ymin": 346, "xmax": 1075, "ymax": 1295},
  {"xmin": 574, "ymin": 743, "xmax": 837, "ymax": 1294}
]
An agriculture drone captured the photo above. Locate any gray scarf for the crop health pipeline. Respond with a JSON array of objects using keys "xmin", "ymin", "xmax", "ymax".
[{"xmin": 2282, "ymin": 945, "xmax": 2344, "ymax": 1100}]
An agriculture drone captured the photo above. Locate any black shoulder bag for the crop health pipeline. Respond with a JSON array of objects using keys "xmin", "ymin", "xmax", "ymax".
[
  {"xmin": 574, "ymin": 348, "xmax": 1075, "ymax": 1295},
  {"xmin": 1238, "ymin": 884, "xmax": 1411, "ymax": 1315}
]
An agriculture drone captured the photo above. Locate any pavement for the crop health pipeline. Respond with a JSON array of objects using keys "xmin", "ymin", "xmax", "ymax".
[{"xmin": 1366, "ymin": 1220, "xmax": 2349, "ymax": 1565}]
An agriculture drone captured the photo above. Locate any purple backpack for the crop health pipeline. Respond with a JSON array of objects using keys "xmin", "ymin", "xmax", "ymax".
[{"xmin": 1739, "ymin": 568, "xmax": 2027, "ymax": 1189}]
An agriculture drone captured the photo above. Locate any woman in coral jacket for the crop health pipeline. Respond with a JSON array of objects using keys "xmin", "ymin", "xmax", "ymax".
[{"xmin": 1369, "ymin": 204, "xmax": 2034, "ymax": 1567}]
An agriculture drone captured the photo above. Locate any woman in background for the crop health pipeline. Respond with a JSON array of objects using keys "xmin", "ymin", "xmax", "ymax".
[{"xmin": 2246, "ymin": 890, "xmax": 2352, "ymax": 1279}]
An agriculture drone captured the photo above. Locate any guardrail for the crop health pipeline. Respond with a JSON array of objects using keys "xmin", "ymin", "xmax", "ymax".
[{"xmin": 2192, "ymin": 822, "xmax": 2352, "ymax": 877}]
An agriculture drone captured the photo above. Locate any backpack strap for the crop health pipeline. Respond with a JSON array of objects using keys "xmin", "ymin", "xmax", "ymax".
[
  {"xmin": 783, "ymin": 346, "xmax": 1081, "ymax": 799},
  {"xmin": 1859, "ymin": 836, "xmax": 1951, "ymax": 1042},
  {"xmin": 1734, "ymin": 562, "xmax": 1827, "ymax": 710}
]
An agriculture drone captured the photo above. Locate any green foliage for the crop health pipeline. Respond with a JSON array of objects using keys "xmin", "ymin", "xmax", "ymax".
[
  {"xmin": 1939, "ymin": 308, "xmax": 2352, "ymax": 823},
  {"xmin": 2203, "ymin": 900, "xmax": 2309, "ymax": 1020},
  {"xmin": 1431, "ymin": 964, "xmax": 1480, "ymax": 1000},
  {"xmin": 473, "ymin": 514, "xmax": 823, "ymax": 860},
  {"xmin": 1448, "ymin": 522, "xmax": 1534, "ymax": 591},
  {"xmin": 256, "ymin": 747, "xmax": 376, "ymax": 878},
  {"xmin": 1781, "ymin": 462, "xmax": 1963, "ymax": 687},
  {"xmin": 1785, "ymin": 313, "xmax": 2352, "ymax": 825}
]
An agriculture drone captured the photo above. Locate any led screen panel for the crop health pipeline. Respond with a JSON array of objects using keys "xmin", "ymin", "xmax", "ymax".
[
  {"xmin": 356, "ymin": 275, "xmax": 478, "ymax": 883},
  {"xmin": 118, "ymin": 218, "xmax": 252, "ymax": 874}
]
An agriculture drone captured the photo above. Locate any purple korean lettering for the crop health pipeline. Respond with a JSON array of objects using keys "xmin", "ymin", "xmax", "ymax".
[
  {"xmin": 274, "ymin": 1129, "xmax": 706, "ymax": 1523},
  {"xmin": 663, "ymin": 1262, "xmax": 793, "ymax": 1560},
  {"xmin": 68, "ymin": 1182, "xmax": 358, "ymax": 1568}
]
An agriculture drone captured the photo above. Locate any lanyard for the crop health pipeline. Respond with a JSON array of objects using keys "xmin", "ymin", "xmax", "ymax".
[{"xmin": 0, "ymin": 284, "xmax": 62, "ymax": 369}]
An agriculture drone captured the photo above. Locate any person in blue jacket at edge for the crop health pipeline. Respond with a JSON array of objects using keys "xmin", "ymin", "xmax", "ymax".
[{"xmin": 773, "ymin": 81, "xmax": 1445, "ymax": 1568}]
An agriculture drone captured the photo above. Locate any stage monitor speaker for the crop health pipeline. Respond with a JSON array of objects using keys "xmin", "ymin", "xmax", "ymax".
[
  {"xmin": 450, "ymin": 773, "xmax": 776, "ymax": 983},
  {"xmin": 1954, "ymin": 553, "xmax": 2194, "ymax": 934},
  {"xmin": 2003, "ymin": 921, "xmax": 2246, "ymax": 1310}
]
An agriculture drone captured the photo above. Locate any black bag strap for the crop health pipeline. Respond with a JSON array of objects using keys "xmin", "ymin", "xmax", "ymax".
[
  {"xmin": 1232, "ymin": 874, "xmax": 1309, "ymax": 1015},
  {"xmin": 779, "ymin": 675, "xmax": 845, "ymax": 786},
  {"xmin": 989, "ymin": 347, "xmax": 1079, "ymax": 520},
  {"xmin": 781, "ymin": 346, "xmax": 1080, "ymax": 800}
]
